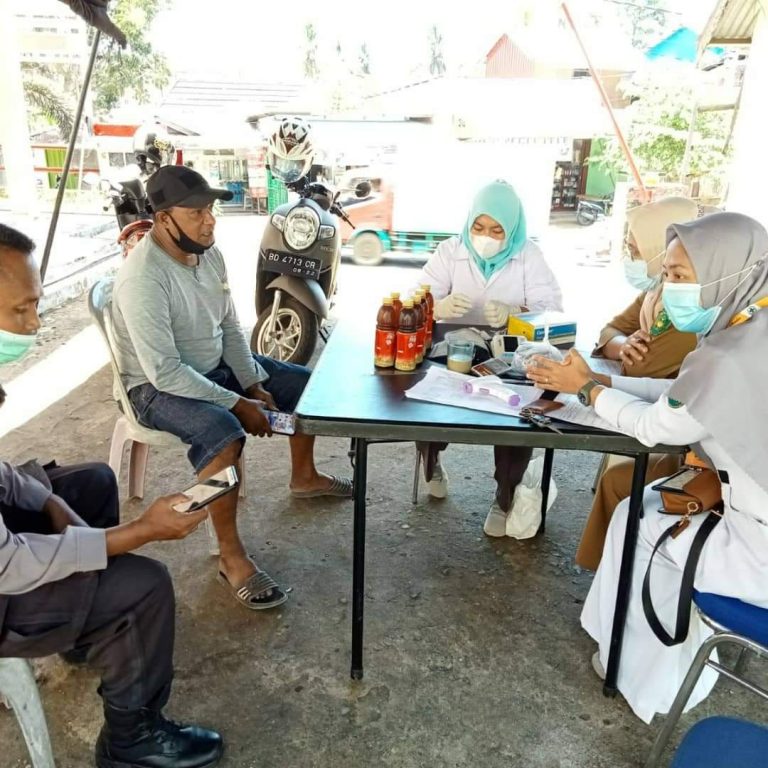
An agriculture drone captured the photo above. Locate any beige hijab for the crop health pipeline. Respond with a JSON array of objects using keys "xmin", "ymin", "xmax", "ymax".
[{"xmin": 626, "ymin": 197, "xmax": 699, "ymax": 332}]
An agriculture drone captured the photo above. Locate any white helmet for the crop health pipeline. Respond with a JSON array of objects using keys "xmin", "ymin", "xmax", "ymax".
[{"xmin": 267, "ymin": 117, "xmax": 314, "ymax": 184}]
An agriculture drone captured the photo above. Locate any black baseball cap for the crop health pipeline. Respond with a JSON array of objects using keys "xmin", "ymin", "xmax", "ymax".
[{"xmin": 146, "ymin": 166, "xmax": 233, "ymax": 212}]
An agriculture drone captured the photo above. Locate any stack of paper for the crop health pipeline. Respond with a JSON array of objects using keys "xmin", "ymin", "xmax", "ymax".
[{"xmin": 404, "ymin": 368, "xmax": 542, "ymax": 417}]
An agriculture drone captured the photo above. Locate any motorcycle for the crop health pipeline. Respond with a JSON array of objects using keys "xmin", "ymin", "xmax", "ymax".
[
  {"xmin": 87, "ymin": 172, "xmax": 152, "ymax": 230},
  {"xmin": 576, "ymin": 197, "xmax": 612, "ymax": 226},
  {"xmin": 251, "ymin": 176, "xmax": 371, "ymax": 365}
]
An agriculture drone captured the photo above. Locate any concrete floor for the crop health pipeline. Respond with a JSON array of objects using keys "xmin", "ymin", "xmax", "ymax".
[{"xmin": 1, "ymin": 219, "xmax": 765, "ymax": 767}]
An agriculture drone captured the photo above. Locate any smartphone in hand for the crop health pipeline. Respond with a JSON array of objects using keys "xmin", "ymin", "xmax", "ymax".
[{"xmin": 173, "ymin": 466, "xmax": 239, "ymax": 513}]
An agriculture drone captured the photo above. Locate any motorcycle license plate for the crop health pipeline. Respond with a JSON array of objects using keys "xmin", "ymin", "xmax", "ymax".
[{"xmin": 263, "ymin": 250, "xmax": 321, "ymax": 279}]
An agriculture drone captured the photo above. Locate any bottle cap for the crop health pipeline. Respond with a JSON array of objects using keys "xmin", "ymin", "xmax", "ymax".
[{"xmin": 403, "ymin": 299, "xmax": 414, "ymax": 308}]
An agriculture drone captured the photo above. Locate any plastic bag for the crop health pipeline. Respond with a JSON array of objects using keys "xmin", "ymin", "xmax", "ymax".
[
  {"xmin": 508, "ymin": 341, "xmax": 564, "ymax": 375},
  {"xmin": 506, "ymin": 449, "xmax": 558, "ymax": 540}
]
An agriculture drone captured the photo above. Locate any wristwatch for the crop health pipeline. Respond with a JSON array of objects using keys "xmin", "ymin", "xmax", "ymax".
[{"xmin": 577, "ymin": 379, "xmax": 601, "ymax": 406}]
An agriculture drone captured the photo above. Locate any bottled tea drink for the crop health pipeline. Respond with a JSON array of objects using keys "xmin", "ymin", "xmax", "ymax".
[
  {"xmin": 413, "ymin": 290, "xmax": 426, "ymax": 364},
  {"xmin": 390, "ymin": 292, "xmax": 403, "ymax": 326},
  {"xmin": 395, "ymin": 299, "xmax": 418, "ymax": 372},
  {"xmin": 420, "ymin": 284, "xmax": 434, "ymax": 351},
  {"xmin": 374, "ymin": 297, "xmax": 397, "ymax": 368}
]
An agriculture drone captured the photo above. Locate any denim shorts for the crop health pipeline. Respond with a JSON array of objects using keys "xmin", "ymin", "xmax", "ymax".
[{"xmin": 128, "ymin": 355, "xmax": 310, "ymax": 473}]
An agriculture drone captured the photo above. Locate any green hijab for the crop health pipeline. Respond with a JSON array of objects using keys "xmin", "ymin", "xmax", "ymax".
[{"xmin": 461, "ymin": 180, "xmax": 528, "ymax": 280}]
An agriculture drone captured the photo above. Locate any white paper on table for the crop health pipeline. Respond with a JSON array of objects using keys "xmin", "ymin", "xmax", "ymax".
[
  {"xmin": 551, "ymin": 394, "xmax": 616, "ymax": 431},
  {"xmin": 404, "ymin": 367, "xmax": 542, "ymax": 417}
]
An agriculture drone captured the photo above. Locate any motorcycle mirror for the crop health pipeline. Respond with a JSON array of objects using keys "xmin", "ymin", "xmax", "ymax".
[
  {"xmin": 83, "ymin": 172, "xmax": 101, "ymax": 187},
  {"xmin": 354, "ymin": 181, "xmax": 372, "ymax": 198}
]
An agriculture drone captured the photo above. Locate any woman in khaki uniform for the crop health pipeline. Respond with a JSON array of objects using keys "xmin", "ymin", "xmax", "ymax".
[{"xmin": 576, "ymin": 197, "xmax": 699, "ymax": 569}]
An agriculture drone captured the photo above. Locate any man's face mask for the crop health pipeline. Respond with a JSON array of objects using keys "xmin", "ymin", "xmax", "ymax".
[
  {"xmin": 165, "ymin": 212, "xmax": 208, "ymax": 256},
  {"xmin": 0, "ymin": 329, "xmax": 38, "ymax": 364},
  {"xmin": 470, "ymin": 234, "xmax": 503, "ymax": 260}
]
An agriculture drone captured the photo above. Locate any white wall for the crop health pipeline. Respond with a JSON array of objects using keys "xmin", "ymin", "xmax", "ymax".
[{"xmin": 724, "ymin": 11, "xmax": 768, "ymax": 227}]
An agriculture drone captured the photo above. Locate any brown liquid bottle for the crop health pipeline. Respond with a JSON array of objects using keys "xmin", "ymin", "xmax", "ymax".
[
  {"xmin": 390, "ymin": 292, "xmax": 403, "ymax": 326},
  {"xmin": 374, "ymin": 297, "xmax": 397, "ymax": 368},
  {"xmin": 413, "ymin": 290, "xmax": 426, "ymax": 364},
  {"xmin": 420, "ymin": 284, "xmax": 434, "ymax": 351},
  {"xmin": 395, "ymin": 299, "xmax": 418, "ymax": 371}
]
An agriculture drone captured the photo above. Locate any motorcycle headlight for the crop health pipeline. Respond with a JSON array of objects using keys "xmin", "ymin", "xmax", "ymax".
[
  {"xmin": 284, "ymin": 207, "xmax": 320, "ymax": 251},
  {"xmin": 318, "ymin": 225, "xmax": 335, "ymax": 240},
  {"xmin": 271, "ymin": 213, "xmax": 286, "ymax": 232}
]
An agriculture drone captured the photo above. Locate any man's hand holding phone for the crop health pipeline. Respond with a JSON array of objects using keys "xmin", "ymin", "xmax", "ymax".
[{"xmin": 232, "ymin": 397, "xmax": 273, "ymax": 437}]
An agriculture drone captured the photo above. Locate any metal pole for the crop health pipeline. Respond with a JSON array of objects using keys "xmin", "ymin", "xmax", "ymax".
[
  {"xmin": 561, "ymin": 2, "xmax": 651, "ymax": 204},
  {"xmin": 39, "ymin": 29, "xmax": 101, "ymax": 283}
]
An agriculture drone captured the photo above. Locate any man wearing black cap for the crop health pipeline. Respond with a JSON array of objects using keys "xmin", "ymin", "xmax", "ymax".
[{"xmin": 110, "ymin": 166, "xmax": 352, "ymax": 610}]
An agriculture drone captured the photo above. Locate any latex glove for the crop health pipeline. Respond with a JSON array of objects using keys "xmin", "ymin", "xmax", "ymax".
[
  {"xmin": 433, "ymin": 293, "xmax": 473, "ymax": 321},
  {"xmin": 484, "ymin": 301, "xmax": 521, "ymax": 328}
]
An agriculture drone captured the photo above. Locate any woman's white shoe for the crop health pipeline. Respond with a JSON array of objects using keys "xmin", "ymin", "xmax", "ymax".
[
  {"xmin": 483, "ymin": 502, "xmax": 508, "ymax": 537},
  {"xmin": 427, "ymin": 464, "xmax": 449, "ymax": 499}
]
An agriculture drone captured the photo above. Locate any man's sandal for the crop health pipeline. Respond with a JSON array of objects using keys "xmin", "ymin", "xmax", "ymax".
[
  {"xmin": 290, "ymin": 475, "xmax": 353, "ymax": 499},
  {"xmin": 216, "ymin": 567, "xmax": 289, "ymax": 610}
]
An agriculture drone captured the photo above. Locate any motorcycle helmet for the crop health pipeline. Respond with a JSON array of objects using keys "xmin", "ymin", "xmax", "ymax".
[
  {"xmin": 266, "ymin": 117, "xmax": 314, "ymax": 184},
  {"xmin": 117, "ymin": 219, "xmax": 153, "ymax": 258},
  {"xmin": 134, "ymin": 126, "xmax": 176, "ymax": 176}
]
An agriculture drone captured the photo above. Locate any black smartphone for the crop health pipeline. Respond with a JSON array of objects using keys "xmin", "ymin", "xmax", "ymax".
[{"xmin": 173, "ymin": 466, "xmax": 239, "ymax": 513}]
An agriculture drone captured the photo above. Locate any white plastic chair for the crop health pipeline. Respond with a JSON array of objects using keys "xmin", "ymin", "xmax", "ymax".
[
  {"xmin": 0, "ymin": 658, "xmax": 55, "ymax": 768},
  {"xmin": 88, "ymin": 278, "xmax": 246, "ymax": 556}
]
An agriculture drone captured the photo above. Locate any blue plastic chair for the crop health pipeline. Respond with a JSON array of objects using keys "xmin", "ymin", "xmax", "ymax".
[
  {"xmin": 671, "ymin": 717, "xmax": 768, "ymax": 768},
  {"xmin": 645, "ymin": 591, "xmax": 768, "ymax": 766}
]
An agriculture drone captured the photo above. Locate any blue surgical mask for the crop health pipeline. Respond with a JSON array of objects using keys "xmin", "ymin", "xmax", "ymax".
[
  {"xmin": 0, "ymin": 329, "xmax": 38, "ymax": 364},
  {"xmin": 622, "ymin": 259, "xmax": 659, "ymax": 292},
  {"xmin": 662, "ymin": 283, "xmax": 721, "ymax": 334},
  {"xmin": 662, "ymin": 263, "xmax": 758, "ymax": 335}
]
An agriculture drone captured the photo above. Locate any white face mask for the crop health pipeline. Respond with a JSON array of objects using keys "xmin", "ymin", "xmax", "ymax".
[{"xmin": 470, "ymin": 234, "xmax": 503, "ymax": 260}]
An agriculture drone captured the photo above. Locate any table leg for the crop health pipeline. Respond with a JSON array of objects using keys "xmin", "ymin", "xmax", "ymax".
[
  {"xmin": 603, "ymin": 451, "xmax": 648, "ymax": 696},
  {"xmin": 537, "ymin": 448, "xmax": 555, "ymax": 535},
  {"xmin": 351, "ymin": 437, "xmax": 368, "ymax": 680}
]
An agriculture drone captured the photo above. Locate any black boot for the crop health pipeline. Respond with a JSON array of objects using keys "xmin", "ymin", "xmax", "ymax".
[{"xmin": 95, "ymin": 702, "xmax": 223, "ymax": 768}]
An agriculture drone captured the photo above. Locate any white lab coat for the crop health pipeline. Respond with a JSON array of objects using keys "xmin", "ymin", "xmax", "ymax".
[
  {"xmin": 414, "ymin": 237, "xmax": 563, "ymax": 327},
  {"xmin": 582, "ymin": 376, "xmax": 768, "ymax": 723}
]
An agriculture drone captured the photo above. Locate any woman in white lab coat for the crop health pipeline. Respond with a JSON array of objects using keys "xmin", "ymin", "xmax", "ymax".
[
  {"xmin": 527, "ymin": 212, "xmax": 768, "ymax": 723},
  {"xmin": 414, "ymin": 180, "xmax": 562, "ymax": 536}
]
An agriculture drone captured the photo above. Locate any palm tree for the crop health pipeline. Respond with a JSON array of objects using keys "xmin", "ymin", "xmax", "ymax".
[
  {"xmin": 304, "ymin": 23, "xmax": 319, "ymax": 79},
  {"xmin": 359, "ymin": 43, "xmax": 371, "ymax": 76},
  {"xmin": 21, "ymin": 64, "xmax": 74, "ymax": 139},
  {"xmin": 428, "ymin": 25, "xmax": 446, "ymax": 76}
]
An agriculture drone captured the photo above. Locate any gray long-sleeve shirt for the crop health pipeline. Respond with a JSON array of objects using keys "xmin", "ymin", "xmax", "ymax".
[
  {"xmin": 111, "ymin": 235, "xmax": 267, "ymax": 408},
  {"xmin": 0, "ymin": 462, "xmax": 107, "ymax": 595}
]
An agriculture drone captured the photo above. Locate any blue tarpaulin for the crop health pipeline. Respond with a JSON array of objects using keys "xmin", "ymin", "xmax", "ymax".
[{"xmin": 646, "ymin": 27, "xmax": 724, "ymax": 62}]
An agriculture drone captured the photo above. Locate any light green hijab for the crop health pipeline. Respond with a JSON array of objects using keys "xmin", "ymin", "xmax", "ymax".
[{"xmin": 461, "ymin": 180, "xmax": 528, "ymax": 280}]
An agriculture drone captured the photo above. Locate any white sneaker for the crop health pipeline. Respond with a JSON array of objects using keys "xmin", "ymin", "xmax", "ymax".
[
  {"xmin": 591, "ymin": 651, "xmax": 606, "ymax": 681},
  {"xmin": 483, "ymin": 501, "xmax": 508, "ymax": 537},
  {"xmin": 427, "ymin": 463, "xmax": 449, "ymax": 499}
]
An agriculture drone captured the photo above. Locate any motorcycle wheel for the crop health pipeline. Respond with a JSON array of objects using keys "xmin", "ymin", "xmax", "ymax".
[
  {"xmin": 351, "ymin": 232, "xmax": 384, "ymax": 266},
  {"xmin": 251, "ymin": 295, "xmax": 318, "ymax": 366},
  {"xmin": 577, "ymin": 209, "xmax": 597, "ymax": 226}
]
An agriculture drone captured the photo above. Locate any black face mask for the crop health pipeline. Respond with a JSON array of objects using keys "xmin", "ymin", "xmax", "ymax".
[{"xmin": 165, "ymin": 212, "xmax": 209, "ymax": 256}]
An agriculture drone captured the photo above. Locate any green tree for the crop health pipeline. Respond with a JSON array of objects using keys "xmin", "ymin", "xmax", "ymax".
[
  {"xmin": 91, "ymin": 0, "xmax": 170, "ymax": 115},
  {"xmin": 588, "ymin": 67, "xmax": 731, "ymax": 183},
  {"xmin": 616, "ymin": 0, "xmax": 676, "ymax": 49},
  {"xmin": 428, "ymin": 25, "xmax": 446, "ymax": 76},
  {"xmin": 304, "ymin": 23, "xmax": 319, "ymax": 79}
]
